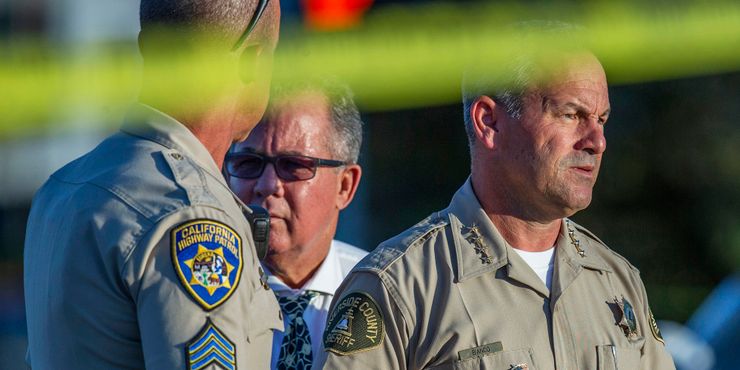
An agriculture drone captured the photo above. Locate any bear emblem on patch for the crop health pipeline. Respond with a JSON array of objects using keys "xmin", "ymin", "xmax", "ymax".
[{"xmin": 172, "ymin": 220, "xmax": 243, "ymax": 310}]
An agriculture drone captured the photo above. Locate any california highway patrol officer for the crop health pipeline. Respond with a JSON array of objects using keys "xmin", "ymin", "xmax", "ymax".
[
  {"xmin": 23, "ymin": 1, "xmax": 283, "ymax": 369},
  {"xmin": 323, "ymin": 30, "xmax": 675, "ymax": 369}
]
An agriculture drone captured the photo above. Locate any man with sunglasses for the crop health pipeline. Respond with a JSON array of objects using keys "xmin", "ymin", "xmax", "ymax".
[
  {"xmin": 24, "ymin": 1, "xmax": 282, "ymax": 369},
  {"xmin": 225, "ymin": 81, "xmax": 366, "ymax": 370}
]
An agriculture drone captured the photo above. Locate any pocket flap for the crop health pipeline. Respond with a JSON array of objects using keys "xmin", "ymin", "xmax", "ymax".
[
  {"xmin": 246, "ymin": 287, "xmax": 284, "ymax": 340},
  {"xmin": 597, "ymin": 345, "xmax": 641, "ymax": 370}
]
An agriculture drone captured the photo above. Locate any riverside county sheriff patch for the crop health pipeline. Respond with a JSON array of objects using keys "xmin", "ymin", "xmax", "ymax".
[
  {"xmin": 172, "ymin": 219, "xmax": 243, "ymax": 311},
  {"xmin": 649, "ymin": 309, "xmax": 665, "ymax": 345},
  {"xmin": 324, "ymin": 292, "xmax": 384, "ymax": 355}
]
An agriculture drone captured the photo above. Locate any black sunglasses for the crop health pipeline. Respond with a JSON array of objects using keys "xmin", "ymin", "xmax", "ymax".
[
  {"xmin": 225, "ymin": 152, "xmax": 348, "ymax": 181},
  {"xmin": 231, "ymin": 0, "xmax": 271, "ymax": 51}
]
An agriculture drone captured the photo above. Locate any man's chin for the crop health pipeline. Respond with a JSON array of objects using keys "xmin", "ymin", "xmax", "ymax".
[{"xmin": 563, "ymin": 195, "xmax": 593, "ymax": 217}]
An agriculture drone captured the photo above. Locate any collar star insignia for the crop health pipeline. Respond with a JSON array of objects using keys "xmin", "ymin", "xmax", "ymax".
[
  {"xmin": 565, "ymin": 220, "xmax": 586, "ymax": 257},
  {"xmin": 464, "ymin": 223, "xmax": 492, "ymax": 264}
]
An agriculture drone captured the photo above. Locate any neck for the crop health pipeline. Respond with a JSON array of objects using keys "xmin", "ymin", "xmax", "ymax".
[
  {"xmin": 139, "ymin": 88, "xmax": 244, "ymax": 169},
  {"xmin": 264, "ymin": 243, "xmax": 331, "ymax": 289},
  {"xmin": 189, "ymin": 123, "xmax": 233, "ymax": 169},
  {"xmin": 488, "ymin": 214, "xmax": 560, "ymax": 252},
  {"xmin": 471, "ymin": 169, "xmax": 561, "ymax": 252}
]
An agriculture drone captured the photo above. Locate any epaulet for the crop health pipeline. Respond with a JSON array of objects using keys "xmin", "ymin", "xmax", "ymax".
[
  {"xmin": 570, "ymin": 219, "xmax": 640, "ymax": 273},
  {"xmin": 161, "ymin": 148, "xmax": 218, "ymax": 206},
  {"xmin": 354, "ymin": 212, "xmax": 449, "ymax": 273}
]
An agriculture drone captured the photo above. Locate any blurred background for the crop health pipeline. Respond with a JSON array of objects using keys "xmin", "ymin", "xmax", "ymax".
[{"xmin": 1, "ymin": 0, "xmax": 738, "ymax": 369}]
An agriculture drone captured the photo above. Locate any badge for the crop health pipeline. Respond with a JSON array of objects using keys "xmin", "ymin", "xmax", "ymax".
[
  {"xmin": 615, "ymin": 296, "xmax": 638, "ymax": 338},
  {"xmin": 186, "ymin": 319, "xmax": 236, "ymax": 370},
  {"xmin": 324, "ymin": 292, "xmax": 385, "ymax": 355},
  {"xmin": 649, "ymin": 309, "xmax": 665, "ymax": 345},
  {"xmin": 172, "ymin": 219, "xmax": 243, "ymax": 311}
]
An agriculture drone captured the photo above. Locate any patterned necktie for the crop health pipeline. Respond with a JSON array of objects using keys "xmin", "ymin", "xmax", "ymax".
[{"xmin": 277, "ymin": 291, "xmax": 318, "ymax": 370}]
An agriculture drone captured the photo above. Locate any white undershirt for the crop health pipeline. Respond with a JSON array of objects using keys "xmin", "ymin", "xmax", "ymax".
[{"xmin": 513, "ymin": 247, "xmax": 556, "ymax": 290}]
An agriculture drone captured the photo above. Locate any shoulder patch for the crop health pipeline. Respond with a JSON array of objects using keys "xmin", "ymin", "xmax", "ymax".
[
  {"xmin": 324, "ymin": 292, "xmax": 385, "ymax": 356},
  {"xmin": 187, "ymin": 319, "xmax": 236, "ymax": 370},
  {"xmin": 172, "ymin": 219, "xmax": 243, "ymax": 311},
  {"xmin": 649, "ymin": 309, "xmax": 665, "ymax": 345}
]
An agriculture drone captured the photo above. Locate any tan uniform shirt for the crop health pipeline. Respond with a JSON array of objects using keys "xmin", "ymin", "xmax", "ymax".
[
  {"xmin": 323, "ymin": 179, "xmax": 674, "ymax": 370},
  {"xmin": 24, "ymin": 105, "xmax": 283, "ymax": 369}
]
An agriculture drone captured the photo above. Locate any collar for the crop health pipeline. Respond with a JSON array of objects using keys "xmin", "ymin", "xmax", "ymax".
[
  {"xmin": 446, "ymin": 178, "xmax": 509, "ymax": 282},
  {"xmin": 120, "ymin": 103, "xmax": 225, "ymax": 183},
  {"xmin": 447, "ymin": 177, "xmax": 611, "ymax": 284},
  {"xmin": 264, "ymin": 240, "xmax": 344, "ymax": 297},
  {"xmin": 555, "ymin": 219, "xmax": 612, "ymax": 273}
]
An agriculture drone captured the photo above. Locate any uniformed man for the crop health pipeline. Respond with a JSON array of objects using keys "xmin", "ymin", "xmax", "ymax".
[
  {"xmin": 23, "ymin": 1, "xmax": 283, "ymax": 369},
  {"xmin": 322, "ymin": 35, "xmax": 676, "ymax": 369}
]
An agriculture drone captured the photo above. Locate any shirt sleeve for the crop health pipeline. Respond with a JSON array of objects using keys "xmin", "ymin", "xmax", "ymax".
[
  {"xmin": 124, "ymin": 205, "xmax": 282, "ymax": 369},
  {"xmin": 322, "ymin": 270, "xmax": 411, "ymax": 370}
]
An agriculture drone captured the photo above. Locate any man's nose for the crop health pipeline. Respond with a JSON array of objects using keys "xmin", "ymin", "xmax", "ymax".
[
  {"xmin": 253, "ymin": 163, "xmax": 282, "ymax": 199},
  {"xmin": 575, "ymin": 116, "xmax": 606, "ymax": 155}
]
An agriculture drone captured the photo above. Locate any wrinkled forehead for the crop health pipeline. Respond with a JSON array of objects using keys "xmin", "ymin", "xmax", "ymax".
[
  {"xmin": 529, "ymin": 53, "xmax": 610, "ymax": 108},
  {"xmin": 233, "ymin": 91, "xmax": 333, "ymax": 155}
]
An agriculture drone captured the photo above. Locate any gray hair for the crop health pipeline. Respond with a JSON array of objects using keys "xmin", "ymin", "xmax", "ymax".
[
  {"xmin": 272, "ymin": 79, "xmax": 364, "ymax": 164},
  {"xmin": 461, "ymin": 21, "xmax": 584, "ymax": 150}
]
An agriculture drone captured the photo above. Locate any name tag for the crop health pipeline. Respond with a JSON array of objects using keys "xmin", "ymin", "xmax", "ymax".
[{"xmin": 458, "ymin": 342, "xmax": 504, "ymax": 360}]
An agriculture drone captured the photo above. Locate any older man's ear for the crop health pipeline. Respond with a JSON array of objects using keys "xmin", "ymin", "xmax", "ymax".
[
  {"xmin": 471, "ymin": 95, "xmax": 501, "ymax": 150},
  {"xmin": 336, "ymin": 165, "xmax": 362, "ymax": 210}
]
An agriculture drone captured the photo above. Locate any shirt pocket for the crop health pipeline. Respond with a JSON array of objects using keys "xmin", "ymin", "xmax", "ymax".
[
  {"xmin": 246, "ymin": 286, "xmax": 284, "ymax": 342},
  {"xmin": 430, "ymin": 348, "xmax": 536, "ymax": 370},
  {"xmin": 596, "ymin": 344, "xmax": 641, "ymax": 370}
]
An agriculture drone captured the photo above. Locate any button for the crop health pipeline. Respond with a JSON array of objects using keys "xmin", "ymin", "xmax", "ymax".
[{"xmin": 170, "ymin": 152, "xmax": 183, "ymax": 160}]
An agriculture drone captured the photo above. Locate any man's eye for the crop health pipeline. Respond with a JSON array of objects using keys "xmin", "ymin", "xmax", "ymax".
[
  {"xmin": 234, "ymin": 157, "xmax": 262, "ymax": 172},
  {"xmin": 563, "ymin": 113, "xmax": 578, "ymax": 121}
]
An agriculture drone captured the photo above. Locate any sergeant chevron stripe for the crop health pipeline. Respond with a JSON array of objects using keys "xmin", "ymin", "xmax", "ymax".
[{"xmin": 187, "ymin": 319, "xmax": 236, "ymax": 370}]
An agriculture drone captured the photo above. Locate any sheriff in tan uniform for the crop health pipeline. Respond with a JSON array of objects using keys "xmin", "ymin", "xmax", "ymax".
[
  {"xmin": 323, "ymin": 180, "xmax": 673, "ymax": 369},
  {"xmin": 324, "ymin": 38, "xmax": 675, "ymax": 369}
]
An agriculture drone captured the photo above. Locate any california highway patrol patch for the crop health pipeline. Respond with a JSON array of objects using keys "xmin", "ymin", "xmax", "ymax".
[
  {"xmin": 172, "ymin": 220, "xmax": 242, "ymax": 311},
  {"xmin": 324, "ymin": 292, "xmax": 384, "ymax": 355},
  {"xmin": 186, "ymin": 319, "xmax": 236, "ymax": 370}
]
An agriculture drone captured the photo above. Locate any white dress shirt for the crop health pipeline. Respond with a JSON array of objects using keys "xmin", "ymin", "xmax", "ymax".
[{"xmin": 265, "ymin": 240, "xmax": 368, "ymax": 369}]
